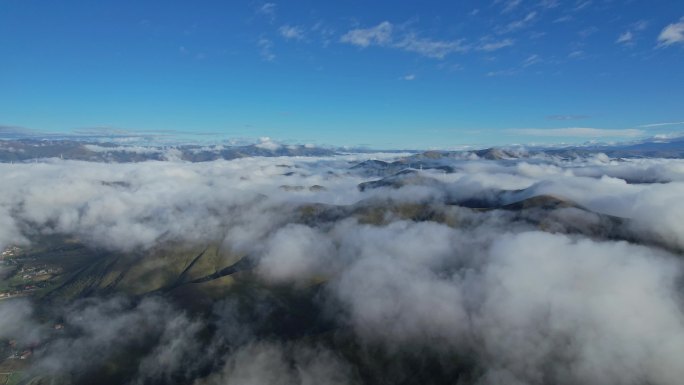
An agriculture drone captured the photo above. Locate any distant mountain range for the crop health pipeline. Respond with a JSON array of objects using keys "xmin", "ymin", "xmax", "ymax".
[
  {"xmin": 0, "ymin": 139, "xmax": 337, "ymax": 162},
  {"xmin": 1, "ymin": 135, "xmax": 683, "ymax": 162}
]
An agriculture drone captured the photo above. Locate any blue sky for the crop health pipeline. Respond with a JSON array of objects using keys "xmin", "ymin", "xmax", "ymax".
[{"xmin": 1, "ymin": 0, "xmax": 684, "ymax": 148}]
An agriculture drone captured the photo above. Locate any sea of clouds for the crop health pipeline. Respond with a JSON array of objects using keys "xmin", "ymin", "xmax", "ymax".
[{"xmin": 1, "ymin": 152, "xmax": 684, "ymax": 385}]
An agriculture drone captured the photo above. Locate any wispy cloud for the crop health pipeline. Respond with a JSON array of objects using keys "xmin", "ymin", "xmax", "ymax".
[
  {"xmin": 178, "ymin": 46, "xmax": 206, "ymax": 60},
  {"xmin": 574, "ymin": 0, "xmax": 592, "ymax": 11},
  {"xmin": 502, "ymin": 11, "xmax": 537, "ymax": 33},
  {"xmin": 258, "ymin": 38, "xmax": 275, "ymax": 61},
  {"xmin": 578, "ymin": 26, "xmax": 599, "ymax": 39},
  {"xmin": 634, "ymin": 20, "xmax": 649, "ymax": 31},
  {"xmin": 486, "ymin": 54, "xmax": 540, "ymax": 77},
  {"xmin": 539, "ymin": 0, "xmax": 560, "ymax": 9},
  {"xmin": 279, "ymin": 25, "xmax": 304, "ymax": 40},
  {"xmin": 568, "ymin": 50, "xmax": 585, "ymax": 58},
  {"xmin": 0, "ymin": 124, "xmax": 40, "ymax": 138},
  {"xmin": 638, "ymin": 121, "xmax": 684, "ymax": 128},
  {"xmin": 477, "ymin": 38, "xmax": 515, "ymax": 52},
  {"xmin": 402, "ymin": 74, "xmax": 416, "ymax": 81},
  {"xmin": 522, "ymin": 54, "xmax": 541, "ymax": 67},
  {"xmin": 510, "ymin": 127, "xmax": 644, "ymax": 137},
  {"xmin": 657, "ymin": 17, "xmax": 684, "ymax": 47},
  {"xmin": 395, "ymin": 34, "xmax": 468, "ymax": 59},
  {"xmin": 486, "ymin": 68, "xmax": 518, "ymax": 77},
  {"xmin": 554, "ymin": 15, "xmax": 573, "ymax": 23},
  {"xmin": 340, "ymin": 22, "xmax": 467, "ymax": 59},
  {"xmin": 546, "ymin": 115, "xmax": 590, "ymax": 121},
  {"xmin": 617, "ymin": 21, "xmax": 649, "ymax": 46},
  {"xmin": 311, "ymin": 21, "xmax": 336, "ymax": 47},
  {"xmin": 499, "ymin": 0, "xmax": 522, "ymax": 14},
  {"xmin": 340, "ymin": 21, "xmax": 393, "ymax": 47},
  {"xmin": 616, "ymin": 31, "xmax": 633, "ymax": 45},
  {"xmin": 257, "ymin": 3, "xmax": 277, "ymax": 18}
]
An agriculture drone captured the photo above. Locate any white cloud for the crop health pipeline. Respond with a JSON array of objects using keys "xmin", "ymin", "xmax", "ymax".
[
  {"xmin": 540, "ymin": 0, "xmax": 560, "ymax": 9},
  {"xmin": 575, "ymin": 0, "xmax": 592, "ymax": 11},
  {"xmin": 340, "ymin": 21, "xmax": 393, "ymax": 47},
  {"xmin": 486, "ymin": 68, "xmax": 518, "ymax": 77},
  {"xmin": 477, "ymin": 38, "xmax": 515, "ymax": 52},
  {"xmin": 311, "ymin": 21, "xmax": 336, "ymax": 47},
  {"xmin": 395, "ymin": 34, "xmax": 468, "ymax": 59},
  {"xmin": 477, "ymin": 231, "xmax": 684, "ymax": 385},
  {"xmin": 0, "ymin": 300, "xmax": 44, "ymax": 345},
  {"xmin": 546, "ymin": 114, "xmax": 590, "ymax": 121},
  {"xmin": 578, "ymin": 26, "xmax": 599, "ymax": 39},
  {"xmin": 568, "ymin": 49, "xmax": 584, "ymax": 58},
  {"xmin": 554, "ymin": 15, "xmax": 573, "ymax": 23},
  {"xmin": 5, "ymin": 145, "xmax": 684, "ymax": 384},
  {"xmin": 634, "ymin": 20, "xmax": 649, "ymax": 31},
  {"xmin": 616, "ymin": 31, "xmax": 633, "ymax": 44},
  {"xmin": 522, "ymin": 54, "xmax": 540, "ymax": 67},
  {"xmin": 657, "ymin": 17, "xmax": 684, "ymax": 47},
  {"xmin": 258, "ymin": 38, "xmax": 275, "ymax": 61},
  {"xmin": 484, "ymin": 54, "xmax": 540, "ymax": 77},
  {"xmin": 257, "ymin": 224, "xmax": 336, "ymax": 283},
  {"xmin": 402, "ymin": 74, "xmax": 416, "ymax": 81},
  {"xmin": 257, "ymin": 3, "xmax": 276, "ymax": 18},
  {"xmin": 616, "ymin": 21, "xmax": 648, "ymax": 46},
  {"xmin": 201, "ymin": 342, "xmax": 353, "ymax": 385},
  {"xmin": 500, "ymin": 0, "xmax": 522, "ymax": 14},
  {"xmin": 8, "ymin": 141, "xmax": 684, "ymax": 385},
  {"xmin": 502, "ymin": 11, "xmax": 537, "ymax": 33},
  {"xmin": 510, "ymin": 127, "xmax": 644, "ymax": 137},
  {"xmin": 340, "ymin": 22, "xmax": 467, "ymax": 59},
  {"xmin": 279, "ymin": 25, "xmax": 304, "ymax": 40},
  {"xmin": 639, "ymin": 121, "xmax": 684, "ymax": 128},
  {"xmin": 255, "ymin": 136, "xmax": 281, "ymax": 150}
]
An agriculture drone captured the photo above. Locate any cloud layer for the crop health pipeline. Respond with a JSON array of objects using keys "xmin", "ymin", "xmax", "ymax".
[{"xmin": 2, "ymin": 149, "xmax": 684, "ymax": 384}]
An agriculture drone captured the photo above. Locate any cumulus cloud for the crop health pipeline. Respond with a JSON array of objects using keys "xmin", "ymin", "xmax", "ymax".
[
  {"xmin": 257, "ymin": 224, "xmax": 336, "ymax": 283},
  {"xmin": 657, "ymin": 16, "xmax": 684, "ymax": 47},
  {"xmin": 476, "ymin": 231, "xmax": 684, "ymax": 384},
  {"xmin": 255, "ymin": 136, "xmax": 282, "ymax": 150},
  {"xmin": 330, "ymin": 219, "xmax": 470, "ymax": 345}
]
